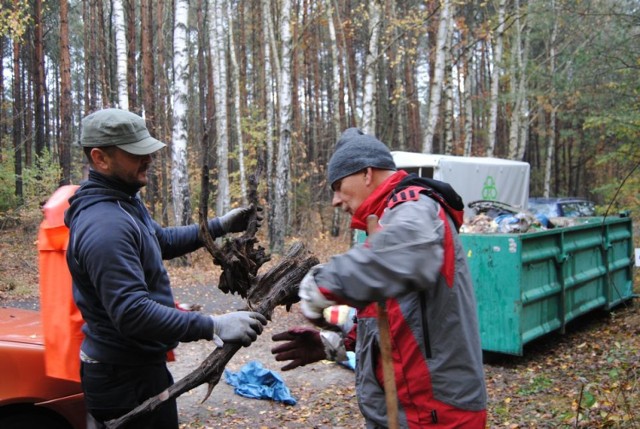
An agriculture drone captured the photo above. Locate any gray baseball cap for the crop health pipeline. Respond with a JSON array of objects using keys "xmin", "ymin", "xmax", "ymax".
[{"xmin": 80, "ymin": 108, "xmax": 166, "ymax": 155}]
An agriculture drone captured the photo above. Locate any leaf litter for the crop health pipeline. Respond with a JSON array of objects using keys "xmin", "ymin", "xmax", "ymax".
[{"xmin": 1, "ymin": 217, "xmax": 639, "ymax": 428}]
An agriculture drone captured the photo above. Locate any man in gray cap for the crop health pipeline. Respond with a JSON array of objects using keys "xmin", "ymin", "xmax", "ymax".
[
  {"xmin": 65, "ymin": 108, "xmax": 267, "ymax": 428},
  {"xmin": 272, "ymin": 128, "xmax": 487, "ymax": 428}
]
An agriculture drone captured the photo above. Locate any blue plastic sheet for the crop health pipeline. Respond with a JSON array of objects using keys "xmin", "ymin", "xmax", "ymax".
[
  {"xmin": 339, "ymin": 351, "xmax": 356, "ymax": 370},
  {"xmin": 224, "ymin": 361, "xmax": 297, "ymax": 405}
]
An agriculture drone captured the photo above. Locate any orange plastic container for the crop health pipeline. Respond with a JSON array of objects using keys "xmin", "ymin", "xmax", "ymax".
[{"xmin": 37, "ymin": 185, "xmax": 83, "ymax": 382}]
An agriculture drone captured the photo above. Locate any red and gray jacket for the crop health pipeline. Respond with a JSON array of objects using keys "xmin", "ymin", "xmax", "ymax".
[{"xmin": 315, "ymin": 170, "xmax": 487, "ymax": 428}]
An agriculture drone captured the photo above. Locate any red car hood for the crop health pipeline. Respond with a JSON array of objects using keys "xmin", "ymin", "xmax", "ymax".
[{"xmin": 0, "ymin": 307, "xmax": 44, "ymax": 346}]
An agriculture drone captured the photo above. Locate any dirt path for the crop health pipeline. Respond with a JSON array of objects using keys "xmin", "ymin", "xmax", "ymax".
[
  {"xmin": 168, "ymin": 287, "xmax": 640, "ymax": 429},
  {"xmin": 170, "ymin": 284, "xmax": 364, "ymax": 429},
  {"xmin": 2, "ymin": 220, "xmax": 638, "ymax": 428}
]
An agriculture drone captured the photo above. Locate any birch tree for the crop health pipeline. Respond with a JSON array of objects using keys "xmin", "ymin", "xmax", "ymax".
[
  {"xmin": 360, "ymin": 0, "xmax": 381, "ymax": 134},
  {"xmin": 227, "ymin": 0, "xmax": 247, "ymax": 205},
  {"xmin": 211, "ymin": 0, "xmax": 230, "ymax": 216},
  {"xmin": 261, "ymin": 0, "xmax": 275, "ymax": 210},
  {"xmin": 326, "ymin": 0, "xmax": 343, "ymax": 237},
  {"xmin": 387, "ymin": 0, "xmax": 406, "ymax": 148},
  {"xmin": 335, "ymin": 0, "xmax": 357, "ymax": 128},
  {"xmin": 0, "ymin": 38, "xmax": 4, "ymax": 140},
  {"xmin": 462, "ymin": 39, "xmax": 474, "ymax": 156},
  {"xmin": 171, "ymin": 0, "xmax": 192, "ymax": 225},
  {"xmin": 272, "ymin": 0, "xmax": 293, "ymax": 253},
  {"xmin": 543, "ymin": 0, "xmax": 558, "ymax": 198},
  {"xmin": 508, "ymin": 0, "xmax": 531, "ymax": 161},
  {"xmin": 326, "ymin": 1, "xmax": 341, "ymax": 139},
  {"xmin": 113, "ymin": 0, "xmax": 128, "ymax": 110},
  {"xmin": 486, "ymin": 0, "xmax": 507, "ymax": 157},
  {"xmin": 0, "ymin": 38, "xmax": 3, "ymax": 139},
  {"xmin": 443, "ymin": 15, "xmax": 455, "ymax": 154},
  {"xmin": 422, "ymin": 0, "xmax": 453, "ymax": 153}
]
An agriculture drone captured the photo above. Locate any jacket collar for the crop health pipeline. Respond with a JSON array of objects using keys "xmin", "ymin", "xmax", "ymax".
[{"xmin": 351, "ymin": 170, "xmax": 408, "ymax": 231}]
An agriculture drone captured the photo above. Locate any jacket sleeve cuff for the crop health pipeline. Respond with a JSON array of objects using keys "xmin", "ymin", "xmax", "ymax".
[
  {"xmin": 299, "ymin": 266, "xmax": 336, "ymax": 319},
  {"xmin": 207, "ymin": 218, "xmax": 225, "ymax": 238}
]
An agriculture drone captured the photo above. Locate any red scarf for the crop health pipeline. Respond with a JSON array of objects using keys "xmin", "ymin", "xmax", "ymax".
[{"xmin": 351, "ymin": 170, "xmax": 408, "ymax": 231}]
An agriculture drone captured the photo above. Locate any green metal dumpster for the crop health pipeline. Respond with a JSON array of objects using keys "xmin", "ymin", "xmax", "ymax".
[{"xmin": 460, "ymin": 215, "xmax": 635, "ymax": 355}]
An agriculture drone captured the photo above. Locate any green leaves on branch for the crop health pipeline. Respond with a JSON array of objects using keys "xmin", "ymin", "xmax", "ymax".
[
  {"xmin": 0, "ymin": 0, "xmax": 32, "ymax": 40},
  {"xmin": 0, "ymin": 148, "xmax": 62, "ymax": 211}
]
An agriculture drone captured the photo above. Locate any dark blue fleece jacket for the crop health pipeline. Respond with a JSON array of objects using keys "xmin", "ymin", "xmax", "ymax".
[{"xmin": 65, "ymin": 171, "xmax": 223, "ymax": 365}]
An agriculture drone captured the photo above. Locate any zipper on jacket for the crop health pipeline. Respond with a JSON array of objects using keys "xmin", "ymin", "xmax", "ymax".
[
  {"xmin": 431, "ymin": 409, "xmax": 438, "ymax": 423},
  {"xmin": 420, "ymin": 291, "xmax": 432, "ymax": 359}
]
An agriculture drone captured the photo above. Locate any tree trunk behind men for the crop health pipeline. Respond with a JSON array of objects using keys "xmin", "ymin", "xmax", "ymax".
[
  {"xmin": 272, "ymin": 0, "xmax": 293, "ymax": 254},
  {"xmin": 486, "ymin": 0, "xmax": 506, "ymax": 158},
  {"xmin": 59, "ymin": 0, "xmax": 72, "ymax": 185},
  {"xmin": 172, "ymin": 0, "xmax": 192, "ymax": 226},
  {"xmin": 423, "ymin": 0, "xmax": 452, "ymax": 154},
  {"xmin": 33, "ymin": 0, "xmax": 46, "ymax": 157},
  {"xmin": 12, "ymin": 37, "xmax": 23, "ymax": 203},
  {"xmin": 361, "ymin": 0, "xmax": 381, "ymax": 134},
  {"xmin": 211, "ymin": 0, "xmax": 230, "ymax": 217},
  {"xmin": 113, "ymin": 0, "xmax": 128, "ymax": 109},
  {"xmin": 227, "ymin": 0, "xmax": 248, "ymax": 205}
]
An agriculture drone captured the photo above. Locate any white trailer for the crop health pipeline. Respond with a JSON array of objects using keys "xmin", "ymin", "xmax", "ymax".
[{"xmin": 391, "ymin": 151, "xmax": 530, "ymax": 218}]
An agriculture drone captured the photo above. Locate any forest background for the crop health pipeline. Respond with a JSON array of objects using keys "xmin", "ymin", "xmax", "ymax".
[
  {"xmin": 1, "ymin": 1, "xmax": 640, "ymax": 427},
  {"xmin": 0, "ymin": 0, "xmax": 639, "ymax": 251}
]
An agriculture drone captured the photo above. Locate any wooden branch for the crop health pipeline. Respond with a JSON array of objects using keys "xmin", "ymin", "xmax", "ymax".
[
  {"xmin": 105, "ymin": 242, "xmax": 318, "ymax": 429},
  {"xmin": 198, "ymin": 158, "xmax": 270, "ymax": 298},
  {"xmin": 104, "ymin": 157, "xmax": 318, "ymax": 428}
]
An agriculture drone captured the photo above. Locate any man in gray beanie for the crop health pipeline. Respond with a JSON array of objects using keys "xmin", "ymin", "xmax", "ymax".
[{"xmin": 272, "ymin": 128, "xmax": 487, "ymax": 428}]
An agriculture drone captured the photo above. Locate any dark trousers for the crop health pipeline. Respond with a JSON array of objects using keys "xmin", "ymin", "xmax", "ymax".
[{"xmin": 81, "ymin": 361, "xmax": 178, "ymax": 429}]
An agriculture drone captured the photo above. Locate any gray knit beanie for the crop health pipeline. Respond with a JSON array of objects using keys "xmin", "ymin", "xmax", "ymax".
[{"xmin": 327, "ymin": 128, "xmax": 396, "ymax": 188}]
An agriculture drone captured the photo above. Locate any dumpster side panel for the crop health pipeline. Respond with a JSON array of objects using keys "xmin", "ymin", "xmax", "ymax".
[
  {"xmin": 519, "ymin": 232, "xmax": 564, "ymax": 347},
  {"xmin": 603, "ymin": 218, "xmax": 635, "ymax": 308},
  {"xmin": 556, "ymin": 225, "xmax": 608, "ymax": 324},
  {"xmin": 462, "ymin": 216, "xmax": 634, "ymax": 356},
  {"xmin": 461, "ymin": 235, "xmax": 523, "ymax": 355}
]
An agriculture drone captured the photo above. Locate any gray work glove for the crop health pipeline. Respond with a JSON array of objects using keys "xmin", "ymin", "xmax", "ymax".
[
  {"xmin": 218, "ymin": 205, "xmax": 263, "ymax": 233},
  {"xmin": 210, "ymin": 311, "xmax": 267, "ymax": 347}
]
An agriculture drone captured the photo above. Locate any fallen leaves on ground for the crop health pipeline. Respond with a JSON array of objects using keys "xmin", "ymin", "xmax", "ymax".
[{"xmin": 2, "ymin": 214, "xmax": 639, "ymax": 428}]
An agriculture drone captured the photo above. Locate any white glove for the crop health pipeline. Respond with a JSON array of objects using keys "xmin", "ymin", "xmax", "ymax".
[
  {"xmin": 210, "ymin": 311, "xmax": 267, "ymax": 347},
  {"xmin": 298, "ymin": 265, "xmax": 337, "ymax": 320}
]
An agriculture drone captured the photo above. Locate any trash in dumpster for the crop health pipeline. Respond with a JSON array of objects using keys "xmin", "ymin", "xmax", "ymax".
[
  {"xmin": 463, "ymin": 199, "xmax": 554, "ymax": 233},
  {"xmin": 467, "ymin": 199, "xmax": 520, "ymax": 218},
  {"xmin": 460, "ymin": 213, "xmax": 498, "ymax": 234},
  {"xmin": 494, "ymin": 212, "xmax": 540, "ymax": 233},
  {"xmin": 224, "ymin": 361, "xmax": 297, "ymax": 405}
]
